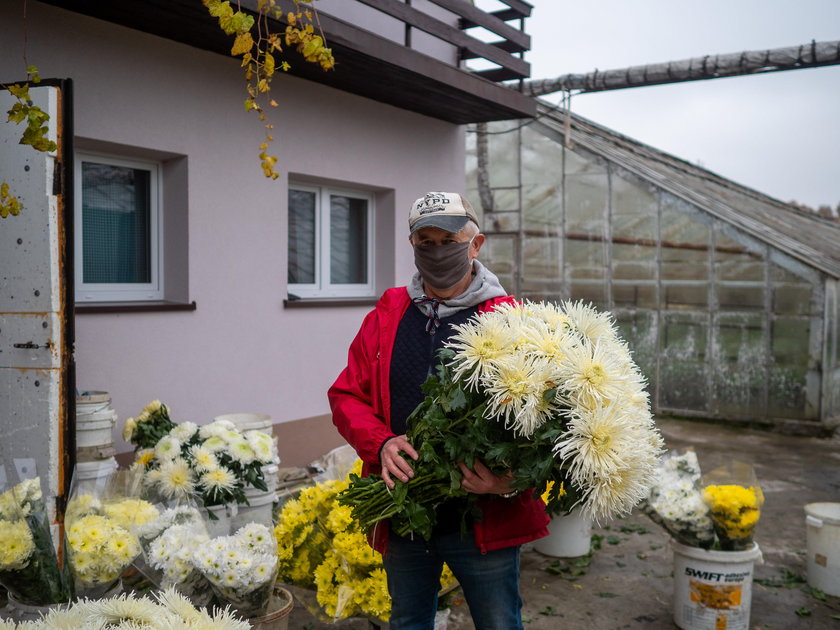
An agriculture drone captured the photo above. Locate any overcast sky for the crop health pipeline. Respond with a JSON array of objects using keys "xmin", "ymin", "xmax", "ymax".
[{"xmin": 515, "ymin": 0, "xmax": 840, "ymax": 210}]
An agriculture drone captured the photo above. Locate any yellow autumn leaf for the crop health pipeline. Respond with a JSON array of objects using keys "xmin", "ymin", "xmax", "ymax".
[
  {"xmin": 263, "ymin": 52, "xmax": 275, "ymax": 76},
  {"xmin": 231, "ymin": 32, "xmax": 253, "ymax": 56}
]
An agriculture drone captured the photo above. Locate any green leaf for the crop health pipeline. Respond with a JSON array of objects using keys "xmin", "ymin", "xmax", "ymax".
[{"xmin": 795, "ymin": 607, "xmax": 811, "ymax": 617}]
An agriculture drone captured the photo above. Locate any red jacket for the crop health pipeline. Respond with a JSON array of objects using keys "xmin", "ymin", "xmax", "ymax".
[{"xmin": 328, "ymin": 286, "xmax": 549, "ymax": 554}]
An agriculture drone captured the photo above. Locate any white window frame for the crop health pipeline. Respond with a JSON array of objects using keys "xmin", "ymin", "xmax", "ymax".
[
  {"xmin": 74, "ymin": 152, "xmax": 163, "ymax": 302},
  {"xmin": 287, "ymin": 183, "xmax": 375, "ymax": 299}
]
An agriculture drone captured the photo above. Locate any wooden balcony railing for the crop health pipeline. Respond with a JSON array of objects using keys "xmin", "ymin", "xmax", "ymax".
[{"xmin": 349, "ymin": 0, "xmax": 532, "ymax": 82}]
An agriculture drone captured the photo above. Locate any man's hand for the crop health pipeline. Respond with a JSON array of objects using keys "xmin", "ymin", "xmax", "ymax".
[
  {"xmin": 458, "ymin": 460, "xmax": 515, "ymax": 495},
  {"xmin": 380, "ymin": 435, "xmax": 419, "ymax": 489}
]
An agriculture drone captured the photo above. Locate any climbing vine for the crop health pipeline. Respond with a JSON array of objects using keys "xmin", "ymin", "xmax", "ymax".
[
  {"xmin": 1, "ymin": 65, "xmax": 56, "ymax": 218},
  {"xmin": 202, "ymin": 0, "xmax": 335, "ymax": 179}
]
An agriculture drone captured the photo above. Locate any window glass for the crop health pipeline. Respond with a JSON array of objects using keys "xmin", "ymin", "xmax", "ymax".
[
  {"xmin": 288, "ymin": 189, "xmax": 316, "ymax": 284},
  {"xmin": 330, "ymin": 194, "xmax": 368, "ymax": 285},
  {"xmin": 82, "ymin": 162, "xmax": 152, "ymax": 284},
  {"xmin": 75, "ymin": 152, "xmax": 161, "ymax": 302},
  {"xmin": 287, "ymin": 184, "xmax": 374, "ymax": 298}
]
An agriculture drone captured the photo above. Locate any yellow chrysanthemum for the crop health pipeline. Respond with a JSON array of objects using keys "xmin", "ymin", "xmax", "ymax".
[{"xmin": 0, "ymin": 519, "xmax": 35, "ymax": 570}]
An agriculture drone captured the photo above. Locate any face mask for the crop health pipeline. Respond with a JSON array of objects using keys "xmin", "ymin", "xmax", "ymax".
[{"xmin": 413, "ymin": 239, "xmax": 473, "ymax": 290}]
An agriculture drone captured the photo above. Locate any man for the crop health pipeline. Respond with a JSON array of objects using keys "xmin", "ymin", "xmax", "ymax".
[{"xmin": 328, "ymin": 192, "xmax": 548, "ymax": 630}]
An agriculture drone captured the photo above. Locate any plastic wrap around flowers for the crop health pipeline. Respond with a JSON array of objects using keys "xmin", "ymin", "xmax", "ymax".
[
  {"xmin": 0, "ymin": 477, "xmax": 72, "ymax": 606},
  {"xmin": 645, "ymin": 450, "xmax": 715, "ymax": 548},
  {"xmin": 646, "ymin": 454, "xmax": 763, "ymax": 551},
  {"xmin": 64, "ymin": 492, "xmax": 153, "ymax": 598},
  {"xmin": 339, "ymin": 300, "xmax": 664, "ymax": 540}
]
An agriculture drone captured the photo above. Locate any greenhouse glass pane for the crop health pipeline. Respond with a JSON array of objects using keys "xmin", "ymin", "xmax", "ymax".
[
  {"xmin": 714, "ymin": 228, "xmax": 765, "ymax": 282},
  {"xmin": 486, "ymin": 122, "xmax": 520, "ymax": 188},
  {"xmin": 566, "ymin": 172, "xmax": 607, "ymax": 236},
  {"xmin": 662, "ymin": 283, "xmax": 708, "ymax": 309},
  {"xmin": 611, "ymin": 173, "xmax": 658, "ymax": 279},
  {"xmin": 562, "ymin": 147, "xmax": 605, "ymax": 177},
  {"xmin": 717, "ymin": 285, "xmax": 765, "ymax": 310},
  {"xmin": 523, "ymin": 236, "xmax": 562, "ymax": 295},
  {"xmin": 771, "ymin": 261, "xmax": 817, "ymax": 316},
  {"xmin": 521, "ymin": 126, "xmax": 565, "ymax": 187},
  {"xmin": 482, "ymin": 234, "xmax": 516, "ymax": 294},
  {"xmin": 523, "ymin": 184, "xmax": 562, "ymax": 234},
  {"xmin": 614, "ymin": 309, "xmax": 657, "ymax": 384},
  {"xmin": 768, "ymin": 316, "xmax": 810, "ymax": 418},
  {"xmin": 569, "ymin": 281, "xmax": 606, "ymax": 307},
  {"xmin": 711, "ymin": 312, "xmax": 766, "ymax": 417},
  {"xmin": 612, "ymin": 283, "xmax": 657, "ymax": 309},
  {"xmin": 659, "ymin": 312, "xmax": 709, "ymax": 411},
  {"xmin": 566, "ymin": 240, "xmax": 605, "ymax": 280},
  {"xmin": 660, "ymin": 197, "xmax": 710, "ymax": 282}
]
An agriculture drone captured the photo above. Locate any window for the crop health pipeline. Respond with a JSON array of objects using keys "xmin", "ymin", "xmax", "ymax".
[
  {"xmin": 74, "ymin": 152, "xmax": 162, "ymax": 301},
  {"xmin": 288, "ymin": 184, "xmax": 374, "ymax": 298}
]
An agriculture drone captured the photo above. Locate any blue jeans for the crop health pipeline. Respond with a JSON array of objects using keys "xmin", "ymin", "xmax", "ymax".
[{"xmin": 382, "ymin": 530, "xmax": 523, "ymax": 630}]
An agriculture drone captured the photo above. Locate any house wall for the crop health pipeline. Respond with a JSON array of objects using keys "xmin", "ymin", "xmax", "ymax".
[{"xmin": 0, "ymin": 2, "xmax": 466, "ymax": 458}]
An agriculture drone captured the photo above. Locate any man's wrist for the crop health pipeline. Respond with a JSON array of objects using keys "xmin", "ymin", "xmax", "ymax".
[{"xmin": 499, "ymin": 489, "xmax": 519, "ymax": 499}]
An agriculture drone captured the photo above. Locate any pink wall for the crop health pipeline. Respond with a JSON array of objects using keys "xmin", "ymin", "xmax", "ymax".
[{"xmin": 0, "ymin": 2, "xmax": 466, "ymax": 456}]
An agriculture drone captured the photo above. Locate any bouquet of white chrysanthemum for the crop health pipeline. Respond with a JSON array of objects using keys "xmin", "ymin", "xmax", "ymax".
[
  {"xmin": 125, "ymin": 404, "xmax": 277, "ymax": 520},
  {"xmin": 0, "ymin": 477, "xmax": 73, "ymax": 606},
  {"xmin": 645, "ymin": 450, "xmax": 715, "ymax": 549},
  {"xmin": 340, "ymin": 300, "xmax": 664, "ymax": 539},
  {"xmin": 0, "ymin": 586, "xmax": 252, "ymax": 630},
  {"xmin": 193, "ymin": 522, "xmax": 278, "ymax": 618}
]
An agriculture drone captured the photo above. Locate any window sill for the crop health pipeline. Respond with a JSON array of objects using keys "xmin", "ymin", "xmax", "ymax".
[
  {"xmin": 75, "ymin": 300, "xmax": 197, "ymax": 314},
  {"xmin": 284, "ymin": 297, "xmax": 378, "ymax": 308}
]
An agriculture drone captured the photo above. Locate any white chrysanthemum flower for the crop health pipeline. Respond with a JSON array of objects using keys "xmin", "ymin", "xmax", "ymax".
[
  {"xmin": 562, "ymin": 300, "xmax": 617, "ymax": 343},
  {"xmin": 557, "ymin": 339, "xmax": 631, "ymax": 410},
  {"xmin": 171, "ymin": 421, "xmax": 199, "ymax": 442},
  {"xmin": 198, "ymin": 419, "xmax": 236, "ymax": 440},
  {"xmin": 157, "ymin": 458, "xmax": 195, "ymax": 499},
  {"xmin": 518, "ymin": 315, "xmax": 577, "ymax": 364},
  {"xmin": 155, "ymin": 436, "xmax": 182, "ymax": 461},
  {"xmin": 446, "ymin": 314, "xmax": 517, "ymax": 389},
  {"xmin": 202, "ymin": 436, "xmax": 227, "ymax": 453},
  {"xmin": 481, "ymin": 352, "xmax": 560, "ymax": 437},
  {"xmin": 246, "ymin": 431, "xmax": 276, "ymax": 464},
  {"xmin": 582, "ymin": 455, "xmax": 659, "ymax": 523},
  {"xmin": 228, "ymin": 438, "xmax": 256, "ymax": 465},
  {"xmin": 201, "ymin": 467, "xmax": 238, "ymax": 496},
  {"xmin": 86, "ymin": 591, "xmax": 162, "ymax": 626},
  {"xmin": 553, "ymin": 401, "xmax": 642, "ymax": 487},
  {"xmin": 189, "ymin": 444, "xmax": 219, "ymax": 472}
]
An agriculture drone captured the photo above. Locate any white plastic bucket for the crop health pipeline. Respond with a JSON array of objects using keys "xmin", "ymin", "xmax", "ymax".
[
  {"xmin": 672, "ymin": 539, "xmax": 762, "ymax": 630},
  {"xmin": 804, "ymin": 502, "xmax": 840, "ymax": 596},
  {"xmin": 205, "ymin": 504, "xmax": 236, "ymax": 538},
  {"xmin": 76, "ymin": 410, "xmax": 117, "ymax": 447},
  {"xmin": 232, "ymin": 491, "xmax": 276, "ymax": 531},
  {"xmin": 534, "ymin": 510, "xmax": 592, "ymax": 558},
  {"xmin": 232, "ymin": 464, "xmax": 279, "ymax": 530},
  {"xmin": 76, "ymin": 391, "xmax": 117, "ymax": 459},
  {"xmin": 74, "ymin": 458, "xmax": 118, "ymax": 481},
  {"xmin": 214, "ymin": 413, "xmax": 273, "ymax": 434}
]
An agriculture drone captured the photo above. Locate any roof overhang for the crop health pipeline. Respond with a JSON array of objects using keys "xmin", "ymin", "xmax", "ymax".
[{"xmin": 37, "ymin": 0, "xmax": 537, "ymax": 124}]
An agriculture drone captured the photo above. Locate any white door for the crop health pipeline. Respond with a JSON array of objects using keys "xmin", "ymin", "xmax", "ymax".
[{"xmin": 0, "ymin": 80, "xmax": 72, "ymax": 519}]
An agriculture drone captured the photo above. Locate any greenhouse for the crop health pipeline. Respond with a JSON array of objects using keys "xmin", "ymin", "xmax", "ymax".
[{"xmin": 467, "ymin": 102, "xmax": 840, "ymax": 432}]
